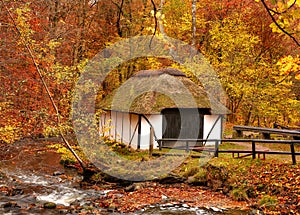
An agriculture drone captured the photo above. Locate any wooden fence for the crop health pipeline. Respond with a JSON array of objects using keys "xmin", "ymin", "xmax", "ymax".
[
  {"xmin": 157, "ymin": 139, "xmax": 300, "ymax": 164},
  {"xmin": 233, "ymin": 125, "xmax": 300, "ymax": 139}
]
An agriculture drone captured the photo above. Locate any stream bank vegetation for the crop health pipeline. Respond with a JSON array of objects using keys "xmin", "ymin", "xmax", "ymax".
[{"xmin": 50, "ymin": 138, "xmax": 300, "ymax": 214}]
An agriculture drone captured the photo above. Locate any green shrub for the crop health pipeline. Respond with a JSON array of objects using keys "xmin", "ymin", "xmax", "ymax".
[
  {"xmin": 48, "ymin": 144, "xmax": 78, "ymax": 165},
  {"xmin": 182, "ymin": 166, "xmax": 200, "ymax": 178},
  {"xmin": 258, "ymin": 195, "xmax": 278, "ymax": 209},
  {"xmin": 43, "ymin": 125, "xmax": 60, "ymax": 138},
  {"xmin": 193, "ymin": 168, "xmax": 208, "ymax": 183},
  {"xmin": 230, "ymin": 188, "xmax": 249, "ymax": 201}
]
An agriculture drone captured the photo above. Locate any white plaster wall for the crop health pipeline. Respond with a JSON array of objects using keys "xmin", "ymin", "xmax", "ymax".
[
  {"xmin": 99, "ymin": 111, "xmax": 112, "ymax": 137},
  {"xmin": 139, "ymin": 115, "xmax": 162, "ymax": 149},
  {"xmin": 100, "ymin": 112, "xmax": 223, "ymax": 149},
  {"xmin": 99, "ymin": 111, "xmax": 162, "ymax": 150},
  {"xmin": 203, "ymin": 115, "xmax": 222, "ymax": 145},
  {"xmin": 99, "ymin": 111, "xmax": 136, "ymax": 144}
]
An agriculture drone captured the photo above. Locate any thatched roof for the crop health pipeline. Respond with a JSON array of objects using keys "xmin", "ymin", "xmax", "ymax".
[
  {"xmin": 133, "ymin": 68, "xmax": 186, "ymax": 77},
  {"xmin": 97, "ymin": 68, "xmax": 228, "ymax": 114}
]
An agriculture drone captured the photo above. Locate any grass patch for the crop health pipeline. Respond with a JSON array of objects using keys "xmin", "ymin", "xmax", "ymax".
[
  {"xmin": 257, "ymin": 142, "xmax": 300, "ymax": 152},
  {"xmin": 230, "ymin": 188, "xmax": 249, "ymax": 201},
  {"xmin": 258, "ymin": 195, "xmax": 278, "ymax": 209},
  {"xmin": 48, "ymin": 143, "xmax": 87, "ymax": 165},
  {"xmin": 218, "ymin": 142, "xmax": 249, "ymax": 150},
  {"xmin": 178, "ymin": 157, "xmax": 201, "ymax": 178}
]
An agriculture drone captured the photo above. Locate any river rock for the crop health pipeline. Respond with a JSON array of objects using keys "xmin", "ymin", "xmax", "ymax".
[
  {"xmin": 205, "ymin": 164, "xmax": 229, "ymax": 191},
  {"xmin": 156, "ymin": 173, "xmax": 185, "ymax": 184},
  {"xmin": 107, "ymin": 203, "xmax": 116, "ymax": 212},
  {"xmin": 124, "ymin": 182, "xmax": 146, "ymax": 192},
  {"xmin": 210, "ymin": 206, "xmax": 223, "ymax": 212},
  {"xmin": 43, "ymin": 202, "xmax": 57, "ymax": 209},
  {"xmin": 2, "ymin": 201, "xmax": 20, "ymax": 208},
  {"xmin": 53, "ymin": 171, "xmax": 64, "ymax": 176},
  {"xmin": 10, "ymin": 187, "xmax": 24, "ymax": 196},
  {"xmin": 0, "ymin": 171, "xmax": 7, "ymax": 181}
]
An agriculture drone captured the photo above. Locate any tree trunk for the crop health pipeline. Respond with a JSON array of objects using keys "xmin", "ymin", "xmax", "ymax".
[{"xmin": 191, "ymin": 0, "xmax": 196, "ymax": 46}]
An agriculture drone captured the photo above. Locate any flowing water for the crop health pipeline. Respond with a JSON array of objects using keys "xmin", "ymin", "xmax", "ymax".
[{"xmin": 0, "ymin": 139, "xmax": 250, "ymax": 214}]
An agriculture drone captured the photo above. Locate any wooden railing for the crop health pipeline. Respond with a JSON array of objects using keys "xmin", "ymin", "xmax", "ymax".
[
  {"xmin": 233, "ymin": 125, "xmax": 300, "ymax": 139},
  {"xmin": 157, "ymin": 139, "xmax": 300, "ymax": 164}
]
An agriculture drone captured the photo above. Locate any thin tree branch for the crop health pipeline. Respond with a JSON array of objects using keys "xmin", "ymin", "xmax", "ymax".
[
  {"xmin": 112, "ymin": 0, "xmax": 125, "ymax": 37},
  {"xmin": 149, "ymin": 0, "xmax": 157, "ymax": 46},
  {"xmin": 260, "ymin": 0, "xmax": 300, "ymax": 47},
  {"xmin": 276, "ymin": 70, "xmax": 300, "ymax": 85},
  {"xmin": 158, "ymin": 0, "xmax": 165, "ymax": 36},
  {"xmin": 2, "ymin": 1, "xmax": 87, "ymax": 169},
  {"xmin": 191, "ymin": 0, "xmax": 196, "ymax": 46},
  {"xmin": 268, "ymin": 0, "xmax": 296, "ymax": 15}
]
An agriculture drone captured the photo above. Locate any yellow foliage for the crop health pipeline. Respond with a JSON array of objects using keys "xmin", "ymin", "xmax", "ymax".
[
  {"xmin": 15, "ymin": 3, "xmax": 33, "ymax": 42},
  {"xmin": 277, "ymin": 55, "xmax": 300, "ymax": 77},
  {"xmin": 43, "ymin": 125, "xmax": 60, "ymax": 138},
  {"xmin": 0, "ymin": 125, "xmax": 21, "ymax": 144},
  {"xmin": 269, "ymin": 0, "xmax": 300, "ymax": 38}
]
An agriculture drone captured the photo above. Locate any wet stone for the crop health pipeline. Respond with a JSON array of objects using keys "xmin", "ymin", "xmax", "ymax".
[
  {"xmin": 43, "ymin": 202, "xmax": 57, "ymax": 209},
  {"xmin": 3, "ymin": 201, "xmax": 21, "ymax": 208},
  {"xmin": 210, "ymin": 206, "xmax": 223, "ymax": 212},
  {"xmin": 58, "ymin": 209, "xmax": 69, "ymax": 214},
  {"xmin": 53, "ymin": 171, "xmax": 64, "ymax": 176},
  {"xmin": 10, "ymin": 187, "xmax": 24, "ymax": 196},
  {"xmin": 124, "ymin": 183, "xmax": 145, "ymax": 192},
  {"xmin": 0, "ymin": 171, "xmax": 7, "ymax": 180}
]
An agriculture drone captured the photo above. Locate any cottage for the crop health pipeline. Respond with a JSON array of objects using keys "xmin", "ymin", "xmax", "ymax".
[{"xmin": 97, "ymin": 68, "xmax": 227, "ymax": 150}]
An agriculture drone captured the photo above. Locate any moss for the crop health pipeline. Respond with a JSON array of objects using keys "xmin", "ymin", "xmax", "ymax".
[
  {"xmin": 96, "ymin": 71, "xmax": 214, "ymax": 114},
  {"xmin": 258, "ymin": 195, "xmax": 278, "ymax": 209},
  {"xmin": 230, "ymin": 188, "xmax": 249, "ymax": 201},
  {"xmin": 48, "ymin": 144, "xmax": 84, "ymax": 166},
  {"xmin": 43, "ymin": 202, "xmax": 56, "ymax": 209},
  {"xmin": 182, "ymin": 166, "xmax": 200, "ymax": 178},
  {"xmin": 188, "ymin": 168, "xmax": 208, "ymax": 185}
]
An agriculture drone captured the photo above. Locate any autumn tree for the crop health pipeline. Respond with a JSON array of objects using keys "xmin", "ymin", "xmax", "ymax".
[
  {"xmin": 195, "ymin": 0, "xmax": 299, "ymax": 126},
  {"xmin": 0, "ymin": 0, "xmax": 299, "ymax": 145}
]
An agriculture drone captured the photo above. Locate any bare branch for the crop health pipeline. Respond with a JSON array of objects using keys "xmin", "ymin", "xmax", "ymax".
[
  {"xmin": 158, "ymin": 0, "xmax": 165, "ymax": 36},
  {"xmin": 150, "ymin": 0, "xmax": 157, "ymax": 46},
  {"xmin": 191, "ymin": 0, "xmax": 196, "ymax": 46},
  {"xmin": 276, "ymin": 70, "xmax": 300, "ymax": 85},
  {"xmin": 112, "ymin": 0, "xmax": 125, "ymax": 37},
  {"xmin": 268, "ymin": 0, "xmax": 297, "ymax": 15},
  {"xmin": 1, "ymin": 0, "xmax": 87, "ymax": 170},
  {"xmin": 260, "ymin": 0, "xmax": 300, "ymax": 46}
]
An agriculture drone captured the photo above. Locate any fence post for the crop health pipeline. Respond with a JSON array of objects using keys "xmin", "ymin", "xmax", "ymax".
[
  {"xmin": 158, "ymin": 140, "xmax": 162, "ymax": 151},
  {"xmin": 214, "ymin": 140, "xmax": 219, "ymax": 157},
  {"xmin": 252, "ymin": 140, "xmax": 256, "ymax": 159},
  {"xmin": 149, "ymin": 127, "xmax": 154, "ymax": 156},
  {"xmin": 186, "ymin": 141, "xmax": 189, "ymax": 152},
  {"xmin": 290, "ymin": 143, "xmax": 296, "ymax": 165},
  {"xmin": 137, "ymin": 114, "xmax": 141, "ymax": 150}
]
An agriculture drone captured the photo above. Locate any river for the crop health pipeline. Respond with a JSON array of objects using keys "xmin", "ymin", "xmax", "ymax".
[{"xmin": 0, "ymin": 139, "xmax": 251, "ymax": 214}]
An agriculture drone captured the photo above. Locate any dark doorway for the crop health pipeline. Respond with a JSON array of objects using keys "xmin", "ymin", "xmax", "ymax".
[{"xmin": 162, "ymin": 108, "xmax": 209, "ymax": 143}]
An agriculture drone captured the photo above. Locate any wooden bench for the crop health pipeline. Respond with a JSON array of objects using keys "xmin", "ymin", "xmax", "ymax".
[{"xmin": 233, "ymin": 125, "xmax": 300, "ymax": 140}]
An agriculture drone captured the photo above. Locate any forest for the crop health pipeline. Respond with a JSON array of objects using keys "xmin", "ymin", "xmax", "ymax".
[
  {"xmin": 0, "ymin": 0, "xmax": 299, "ymax": 141},
  {"xmin": 0, "ymin": 0, "xmax": 300, "ymax": 214}
]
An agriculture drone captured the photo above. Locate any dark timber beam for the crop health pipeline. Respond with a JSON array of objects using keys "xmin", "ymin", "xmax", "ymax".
[{"xmin": 137, "ymin": 114, "xmax": 142, "ymax": 150}]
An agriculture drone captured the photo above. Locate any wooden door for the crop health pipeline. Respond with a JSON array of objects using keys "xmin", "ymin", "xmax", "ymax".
[{"xmin": 162, "ymin": 108, "xmax": 205, "ymax": 140}]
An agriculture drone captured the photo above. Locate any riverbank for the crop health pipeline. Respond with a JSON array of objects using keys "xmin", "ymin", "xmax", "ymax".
[
  {"xmin": 0, "ymin": 138, "xmax": 252, "ymax": 214},
  {"xmin": 82, "ymin": 182, "xmax": 249, "ymax": 213},
  {"xmin": 1, "ymin": 138, "xmax": 299, "ymax": 214}
]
